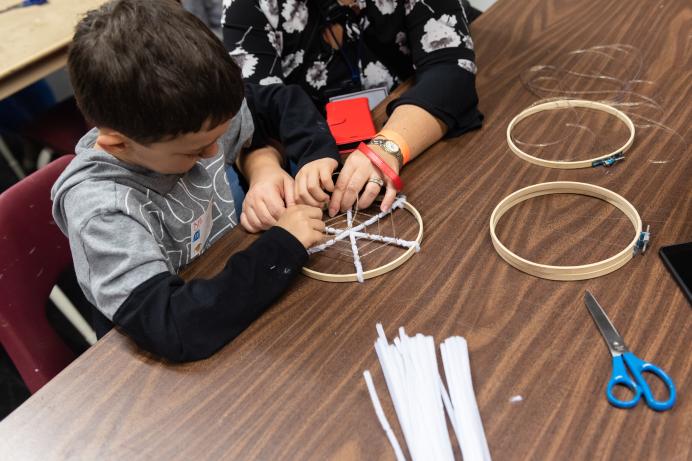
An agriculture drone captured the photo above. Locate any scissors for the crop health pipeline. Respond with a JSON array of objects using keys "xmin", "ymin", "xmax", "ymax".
[{"xmin": 584, "ymin": 291, "xmax": 676, "ymax": 411}]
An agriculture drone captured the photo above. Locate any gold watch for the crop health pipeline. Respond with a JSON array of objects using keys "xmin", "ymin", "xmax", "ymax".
[{"xmin": 370, "ymin": 137, "xmax": 403, "ymax": 170}]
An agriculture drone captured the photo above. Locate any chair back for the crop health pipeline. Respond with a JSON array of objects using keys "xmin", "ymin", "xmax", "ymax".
[{"xmin": 0, "ymin": 154, "xmax": 76, "ymax": 393}]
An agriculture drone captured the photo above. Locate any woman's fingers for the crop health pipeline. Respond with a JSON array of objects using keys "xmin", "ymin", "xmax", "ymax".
[
  {"xmin": 380, "ymin": 182, "xmax": 398, "ymax": 212},
  {"xmin": 358, "ymin": 179, "xmax": 383, "ymax": 209}
]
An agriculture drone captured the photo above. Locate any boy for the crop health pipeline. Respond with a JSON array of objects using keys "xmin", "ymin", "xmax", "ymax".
[{"xmin": 52, "ymin": 0, "xmax": 340, "ymax": 361}]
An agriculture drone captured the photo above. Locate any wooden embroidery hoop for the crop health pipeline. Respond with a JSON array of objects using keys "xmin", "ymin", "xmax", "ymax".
[
  {"xmin": 303, "ymin": 200, "xmax": 424, "ymax": 283},
  {"xmin": 506, "ymin": 99, "xmax": 635, "ymax": 169},
  {"xmin": 489, "ymin": 181, "xmax": 644, "ymax": 281}
]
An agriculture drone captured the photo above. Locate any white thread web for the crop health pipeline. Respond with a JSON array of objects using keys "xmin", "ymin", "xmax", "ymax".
[
  {"xmin": 516, "ymin": 44, "xmax": 688, "ymax": 166},
  {"xmin": 306, "ymin": 195, "xmax": 420, "ymax": 282}
]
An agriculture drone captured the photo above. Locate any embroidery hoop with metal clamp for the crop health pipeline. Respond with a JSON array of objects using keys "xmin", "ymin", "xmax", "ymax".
[
  {"xmin": 489, "ymin": 181, "xmax": 650, "ymax": 281},
  {"xmin": 506, "ymin": 99, "xmax": 635, "ymax": 169}
]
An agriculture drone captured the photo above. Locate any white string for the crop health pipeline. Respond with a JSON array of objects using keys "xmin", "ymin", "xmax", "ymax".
[
  {"xmin": 307, "ymin": 195, "xmax": 411, "ymax": 282},
  {"xmin": 320, "ymin": 213, "xmax": 383, "ymax": 260},
  {"xmin": 308, "ymin": 195, "xmax": 407, "ymax": 255},
  {"xmin": 518, "ymin": 44, "xmax": 687, "ymax": 165}
]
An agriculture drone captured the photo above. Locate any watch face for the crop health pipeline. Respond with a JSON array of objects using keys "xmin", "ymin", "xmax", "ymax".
[{"xmin": 383, "ymin": 140, "xmax": 399, "ymax": 153}]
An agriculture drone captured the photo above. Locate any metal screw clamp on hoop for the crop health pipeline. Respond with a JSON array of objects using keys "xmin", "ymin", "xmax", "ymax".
[
  {"xmin": 489, "ymin": 182, "xmax": 647, "ymax": 281},
  {"xmin": 633, "ymin": 224, "xmax": 651, "ymax": 255},
  {"xmin": 506, "ymin": 99, "xmax": 635, "ymax": 169},
  {"xmin": 592, "ymin": 152, "xmax": 625, "ymax": 168}
]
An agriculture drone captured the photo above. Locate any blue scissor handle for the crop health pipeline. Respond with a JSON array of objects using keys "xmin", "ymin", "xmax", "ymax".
[
  {"xmin": 622, "ymin": 352, "xmax": 676, "ymax": 411},
  {"xmin": 606, "ymin": 353, "xmax": 676, "ymax": 411},
  {"xmin": 607, "ymin": 355, "xmax": 641, "ymax": 409}
]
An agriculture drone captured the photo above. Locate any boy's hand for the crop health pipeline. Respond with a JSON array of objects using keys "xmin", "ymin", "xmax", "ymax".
[
  {"xmin": 241, "ymin": 166, "xmax": 295, "ymax": 233},
  {"xmin": 277, "ymin": 204, "xmax": 326, "ymax": 248},
  {"xmin": 294, "ymin": 157, "xmax": 338, "ymax": 207}
]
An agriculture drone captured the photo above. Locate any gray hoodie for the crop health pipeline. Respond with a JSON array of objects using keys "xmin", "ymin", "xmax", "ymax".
[{"xmin": 51, "ymin": 101, "xmax": 254, "ymax": 320}]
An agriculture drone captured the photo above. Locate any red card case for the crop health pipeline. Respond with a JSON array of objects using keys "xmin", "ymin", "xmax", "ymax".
[{"xmin": 326, "ymin": 97, "xmax": 376, "ymax": 154}]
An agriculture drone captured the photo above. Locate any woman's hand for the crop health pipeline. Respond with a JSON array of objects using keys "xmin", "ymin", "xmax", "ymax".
[{"xmin": 328, "ymin": 148, "xmax": 399, "ymax": 217}]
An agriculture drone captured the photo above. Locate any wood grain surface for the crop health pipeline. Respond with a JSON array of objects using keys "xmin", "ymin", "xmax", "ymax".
[
  {"xmin": 1, "ymin": 0, "xmax": 690, "ymax": 459},
  {"xmin": 0, "ymin": 0, "xmax": 107, "ymax": 99}
]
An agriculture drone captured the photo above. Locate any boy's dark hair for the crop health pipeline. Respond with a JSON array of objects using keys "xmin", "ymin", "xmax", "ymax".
[{"xmin": 68, "ymin": 0, "xmax": 243, "ymax": 144}]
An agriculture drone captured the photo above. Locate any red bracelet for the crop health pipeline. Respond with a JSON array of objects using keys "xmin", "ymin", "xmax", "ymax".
[{"xmin": 357, "ymin": 142, "xmax": 404, "ymax": 191}]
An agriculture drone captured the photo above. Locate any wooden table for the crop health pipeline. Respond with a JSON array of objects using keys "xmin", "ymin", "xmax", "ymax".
[
  {"xmin": 1, "ymin": 0, "xmax": 690, "ymax": 459},
  {"xmin": 0, "ymin": 0, "xmax": 106, "ymax": 100}
]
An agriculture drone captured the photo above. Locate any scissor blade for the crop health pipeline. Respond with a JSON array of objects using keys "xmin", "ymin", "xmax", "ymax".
[{"xmin": 584, "ymin": 291, "xmax": 627, "ymax": 356}]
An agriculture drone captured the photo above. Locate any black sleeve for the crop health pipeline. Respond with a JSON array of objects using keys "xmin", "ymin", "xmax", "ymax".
[
  {"xmin": 244, "ymin": 82, "xmax": 341, "ymax": 170},
  {"xmin": 387, "ymin": 64, "xmax": 483, "ymax": 138},
  {"xmin": 112, "ymin": 226, "xmax": 307, "ymax": 362},
  {"xmin": 376, "ymin": 0, "xmax": 484, "ymax": 137}
]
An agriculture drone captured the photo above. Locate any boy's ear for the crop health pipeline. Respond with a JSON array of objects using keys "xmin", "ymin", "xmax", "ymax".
[{"xmin": 95, "ymin": 129, "xmax": 130, "ymax": 155}]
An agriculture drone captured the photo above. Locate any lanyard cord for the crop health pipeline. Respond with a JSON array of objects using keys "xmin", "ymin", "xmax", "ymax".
[
  {"xmin": 324, "ymin": 23, "xmax": 362, "ymax": 86},
  {"xmin": 318, "ymin": 1, "xmax": 362, "ymax": 87}
]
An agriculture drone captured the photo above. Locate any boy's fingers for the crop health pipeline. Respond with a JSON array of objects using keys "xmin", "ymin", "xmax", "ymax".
[
  {"xmin": 380, "ymin": 184, "xmax": 398, "ymax": 212},
  {"xmin": 297, "ymin": 171, "xmax": 321, "ymax": 207},
  {"xmin": 247, "ymin": 206, "xmax": 265, "ymax": 230},
  {"xmin": 306, "ymin": 176, "xmax": 329, "ymax": 204},
  {"xmin": 265, "ymin": 185, "xmax": 293, "ymax": 219},
  {"xmin": 306, "ymin": 229, "xmax": 324, "ymax": 248},
  {"xmin": 240, "ymin": 211, "xmax": 259, "ymax": 233},
  {"xmin": 256, "ymin": 201, "xmax": 278, "ymax": 227},
  {"xmin": 301, "ymin": 204, "xmax": 325, "ymax": 220},
  {"xmin": 320, "ymin": 165, "xmax": 335, "ymax": 193},
  {"xmin": 309, "ymin": 217, "xmax": 326, "ymax": 233},
  {"xmin": 293, "ymin": 173, "xmax": 306, "ymax": 205},
  {"xmin": 264, "ymin": 192, "xmax": 285, "ymax": 219},
  {"xmin": 284, "ymin": 176, "xmax": 296, "ymax": 207},
  {"xmin": 300, "ymin": 190, "xmax": 323, "ymax": 207},
  {"xmin": 305, "ymin": 168, "xmax": 329, "ymax": 203},
  {"xmin": 284, "ymin": 178, "xmax": 296, "ymax": 207},
  {"xmin": 329, "ymin": 168, "xmax": 352, "ymax": 216},
  {"xmin": 251, "ymin": 190, "xmax": 280, "ymax": 219}
]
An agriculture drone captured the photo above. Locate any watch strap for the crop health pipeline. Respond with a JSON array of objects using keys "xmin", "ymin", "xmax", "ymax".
[
  {"xmin": 371, "ymin": 138, "xmax": 403, "ymax": 169},
  {"xmin": 377, "ymin": 129, "xmax": 411, "ymax": 165}
]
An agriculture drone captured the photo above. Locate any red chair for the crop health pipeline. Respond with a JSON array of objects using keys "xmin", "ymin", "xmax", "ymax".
[
  {"xmin": 22, "ymin": 98, "xmax": 89, "ymax": 155},
  {"xmin": 0, "ymin": 154, "xmax": 77, "ymax": 393}
]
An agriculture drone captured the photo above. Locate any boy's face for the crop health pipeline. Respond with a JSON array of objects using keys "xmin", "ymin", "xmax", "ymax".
[{"xmin": 99, "ymin": 118, "xmax": 233, "ymax": 175}]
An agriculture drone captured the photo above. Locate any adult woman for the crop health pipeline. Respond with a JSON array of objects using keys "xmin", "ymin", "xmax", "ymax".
[{"xmin": 223, "ymin": 0, "xmax": 482, "ymax": 225}]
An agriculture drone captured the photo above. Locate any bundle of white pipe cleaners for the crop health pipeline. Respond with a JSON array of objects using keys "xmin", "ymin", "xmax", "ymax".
[{"xmin": 363, "ymin": 324, "xmax": 492, "ymax": 461}]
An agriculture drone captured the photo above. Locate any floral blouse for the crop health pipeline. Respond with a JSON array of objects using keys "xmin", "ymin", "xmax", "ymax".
[{"xmin": 222, "ymin": 0, "xmax": 483, "ymax": 137}]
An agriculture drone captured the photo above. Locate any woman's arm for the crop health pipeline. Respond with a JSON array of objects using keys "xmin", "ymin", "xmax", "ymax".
[
  {"xmin": 328, "ymin": 103, "xmax": 446, "ymax": 216},
  {"xmin": 330, "ymin": 0, "xmax": 482, "ymax": 213}
]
